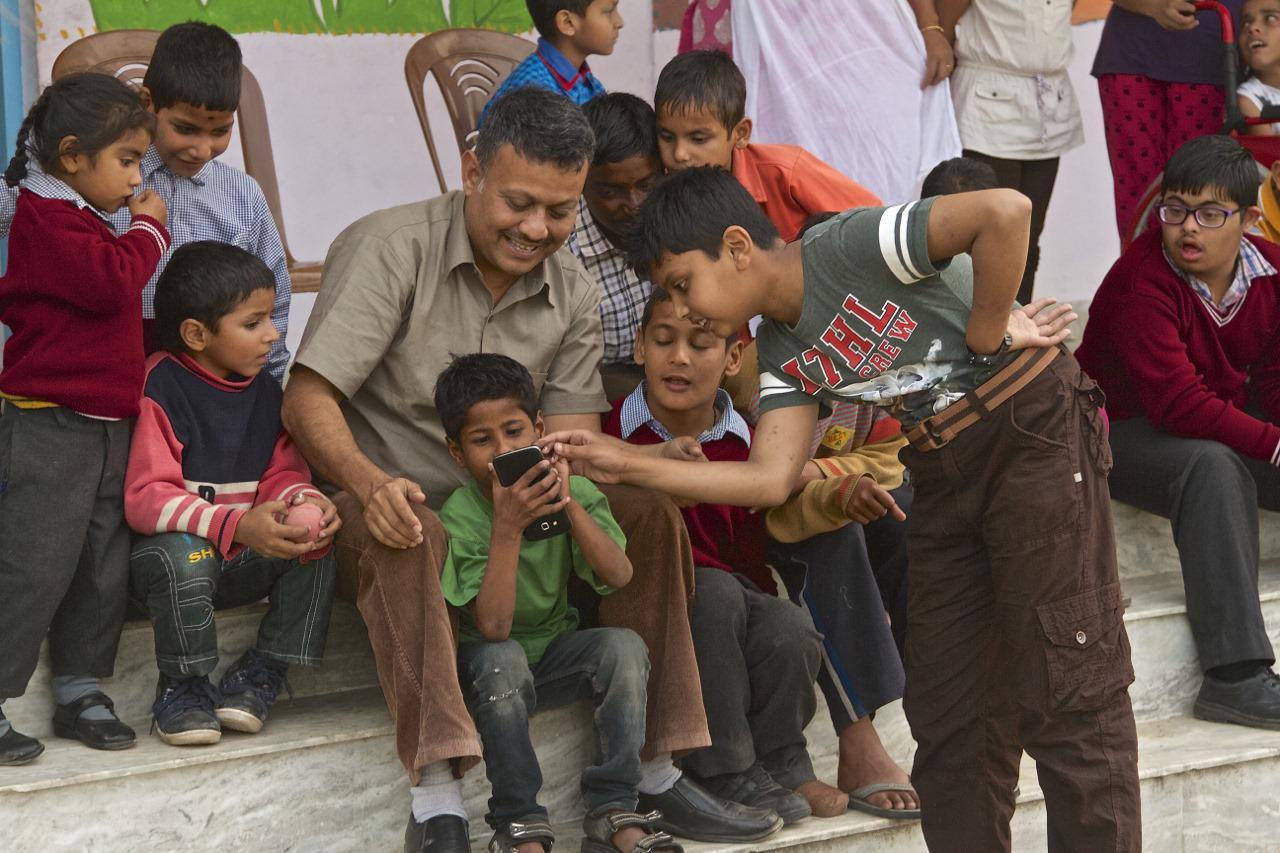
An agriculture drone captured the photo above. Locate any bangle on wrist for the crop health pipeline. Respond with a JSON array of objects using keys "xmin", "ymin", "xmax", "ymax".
[{"xmin": 920, "ymin": 24, "xmax": 946, "ymax": 35}]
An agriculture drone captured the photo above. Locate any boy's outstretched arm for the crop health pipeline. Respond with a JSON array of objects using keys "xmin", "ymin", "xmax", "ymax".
[{"xmin": 543, "ymin": 403, "xmax": 819, "ymax": 509}]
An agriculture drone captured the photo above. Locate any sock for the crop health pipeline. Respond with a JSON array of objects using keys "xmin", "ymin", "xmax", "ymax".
[
  {"xmin": 637, "ymin": 754, "xmax": 682, "ymax": 795},
  {"xmin": 1208, "ymin": 660, "xmax": 1269, "ymax": 683},
  {"xmin": 410, "ymin": 761, "xmax": 468, "ymax": 823},
  {"xmin": 51, "ymin": 675, "xmax": 114, "ymax": 721}
]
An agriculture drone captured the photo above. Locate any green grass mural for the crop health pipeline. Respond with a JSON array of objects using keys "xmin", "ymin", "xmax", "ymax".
[{"xmin": 86, "ymin": 0, "xmax": 533, "ymax": 36}]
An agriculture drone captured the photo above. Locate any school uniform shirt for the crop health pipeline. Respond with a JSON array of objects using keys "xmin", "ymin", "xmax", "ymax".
[
  {"xmin": 602, "ymin": 384, "xmax": 773, "ymax": 593},
  {"xmin": 0, "ymin": 173, "xmax": 169, "ymax": 418},
  {"xmin": 564, "ymin": 197, "xmax": 653, "ymax": 365},
  {"xmin": 949, "ymin": 0, "xmax": 1083, "ymax": 160},
  {"xmin": 1076, "ymin": 229, "xmax": 1280, "ymax": 466},
  {"xmin": 439, "ymin": 475, "xmax": 623, "ymax": 664},
  {"xmin": 124, "ymin": 351, "xmax": 327, "ymax": 559},
  {"xmin": 1239, "ymin": 76, "xmax": 1280, "ymax": 111},
  {"xmin": 754, "ymin": 198, "xmax": 1012, "ymax": 429},
  {"xmin": 294, "ymin": 190, "xmax": 608, "ymax": 508},
  {"xmin": 481, "ymin": 38, "xmax": 606, "ymax": 124},
  {"xmin": 731, "ymin": 142, "xmax": 882, "ymax": 243}
]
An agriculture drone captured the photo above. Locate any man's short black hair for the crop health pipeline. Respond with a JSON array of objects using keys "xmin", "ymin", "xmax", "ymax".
[
  {"xmin": 154, "ymin": 242, "xmax": 275, "ymax": 354},
  {"xmin": 628, "ymin": 166, "xmax": 780, "ymax": 278},
  {"xmin": 143, "ymin": 21, "xmax": 242, "ymax": 112},
  {"xmin": 434, "ymin": 353, "xmax": 540, "ymax": 441},
  {"xmin": 921, "ymin": 157, "xmax": 999, "ymax": 198},
  {"xmin": 654, "ymin": 49, "xmax": 746, "ymax": 131},
  {"xmin": 583, "ymin": 92, "xmax": 658, "ymax": 167},
  {"xmin": 1161, "ymin": 134, "xmax": 1261, "ymax": 210},
  {"xmin": 476, "ymin": 87, "xmax": 594, "ymax": 173},
  {"xmin": 526, "ymin": 0, "xmax": 593, "ymax": 41}
]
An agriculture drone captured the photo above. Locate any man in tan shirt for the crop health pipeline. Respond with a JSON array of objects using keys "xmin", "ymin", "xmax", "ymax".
[{"xmin": 282, "ymin": 89, "xmax": 782, "ymax": 853}]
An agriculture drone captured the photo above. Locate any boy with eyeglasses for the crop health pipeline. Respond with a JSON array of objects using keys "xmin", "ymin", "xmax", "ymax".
[{"xmin": 1078, "ymin": 134, "xmax": 1280, "ymax": 731}]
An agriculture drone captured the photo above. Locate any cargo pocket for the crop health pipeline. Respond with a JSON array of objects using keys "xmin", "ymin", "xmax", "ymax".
[{"xmin": 1036, "ymin": 582, "xmax": 1134, "ymax": 712}]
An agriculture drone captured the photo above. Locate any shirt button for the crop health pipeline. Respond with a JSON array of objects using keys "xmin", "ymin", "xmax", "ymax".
[{"xmin": 1075, "ymin": 630, "xmax": 1087, "ymax": 645}]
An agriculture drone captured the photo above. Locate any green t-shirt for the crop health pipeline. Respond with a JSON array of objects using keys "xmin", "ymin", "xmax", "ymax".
[
  {"xmin": 439, "ymin": 475, "xmax": 624, "ymax": 664},
  {"xmin": 755, "ymin": 197, "xmax": 1016, "ymax": 428}
]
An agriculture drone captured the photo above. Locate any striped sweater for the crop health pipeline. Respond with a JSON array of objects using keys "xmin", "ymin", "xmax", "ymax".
[{"xmin": 124, "ymin": 351, "xmax": 325, "ymax": 558}]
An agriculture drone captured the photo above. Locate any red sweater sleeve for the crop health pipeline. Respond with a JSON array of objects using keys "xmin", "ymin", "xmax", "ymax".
[
  {"xmin": 42, "ymin": 209, "xmax": 168, "ymax": 314},
  {"xmin": 125, "ymin": 396, "xmax": 247, "ymax": 558},
  {"xmin": 255, "ymin": 432, "xmax": 331, "ymax": 560},
  {"xmin": 1111, "ymin": 282, "xmax": 1280, "ymax": 464}
]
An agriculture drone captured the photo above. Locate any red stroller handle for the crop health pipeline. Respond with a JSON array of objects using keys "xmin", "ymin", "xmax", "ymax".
[{"xmin": 1195, "ymin": 0, "xmax": 1236, "ymax": 42}]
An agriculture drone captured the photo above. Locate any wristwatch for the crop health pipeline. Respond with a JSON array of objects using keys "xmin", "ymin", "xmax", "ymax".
[{"xmin": 968, "ymin": 333, "xmax": 1012, "ymax": 368}]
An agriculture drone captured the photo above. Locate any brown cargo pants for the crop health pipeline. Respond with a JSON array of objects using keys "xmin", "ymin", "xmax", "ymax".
[{"xmin": 900, "ymin": 353, "xmax": 1142, "ymax": 852}]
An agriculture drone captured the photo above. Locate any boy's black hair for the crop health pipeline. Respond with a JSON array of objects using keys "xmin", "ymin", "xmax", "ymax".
[
  {"xmin": 1162, "ymin": 134, "xmax": 1260, "ymax": 209},
  {"xmin": 153, "ymin": 241, "xmax": 275, "ymax": 354},
  {"xmin": 526, "ymin": 0, "xmax": 593, "ymax": 42},
  {"xmin": 476, "ymin": 86, "xmax": 594, "ymax": 172},
  {"xmin": 4, "ymin": 73, "xmax": 154, "ymax": 187},
  {"xmin": 143, "ymin": 21, "xmax": 242, "ymax": 112},
  {"xmin": 434, "ymin": 353, "xmax": 540, "ymax": 441},
  {"xmin": 654, "ymin": 49, "xmax": 746, "ymax": 132},
  {"xmin": 628, "ymin": 166, "xmax": 780, "ymax": 277},
  {"xmin": 583, "ymin": 92, "xmax": 658, "ymax": 167},
  {"xmin": 921, "ymin": 157, "xmax": 999, "ymax": 198}
]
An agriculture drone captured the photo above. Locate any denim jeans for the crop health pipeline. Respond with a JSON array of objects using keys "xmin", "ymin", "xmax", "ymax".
[
  {"xmin": 456, "ymin": 628, "xmax": 649, "ymax": 830},
  {"xmin": 129, "ymin": 532, "xmax": 336, "ymax": 677}
]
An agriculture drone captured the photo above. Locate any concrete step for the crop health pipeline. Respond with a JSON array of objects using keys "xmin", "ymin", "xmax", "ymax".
[
  {"xmin": 4, "ymin": 601, "xmax": 378, "ymax": 740},
  {"xmin": 1112, "ymin": 503, "xmax": 1280, "ymax": 582}
]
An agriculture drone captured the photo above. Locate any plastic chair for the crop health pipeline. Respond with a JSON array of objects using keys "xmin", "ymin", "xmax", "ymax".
[
  {"xmin": 51, "ymin": 30, "xmax": 322, "ymax": 293},
  {"xmin": 404, "ymin": 28, "xmax": 535, "ymax": 191}
]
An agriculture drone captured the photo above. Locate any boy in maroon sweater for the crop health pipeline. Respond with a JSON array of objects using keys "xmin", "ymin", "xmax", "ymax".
[
  {"xmin": 603, "ymin": 291, "xmax": 842, "ymax": 825},
  {"xmin": 1077, "ymin": 134, "xmax": 1280, "ymax": 729}
]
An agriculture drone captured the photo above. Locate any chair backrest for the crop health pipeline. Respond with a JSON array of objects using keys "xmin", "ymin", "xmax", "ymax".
[
  {"xmin": 404, "ymin": 28, "xmax": 535, "ymax": 191},
  {"xmin": 50, "ymin": 30, "xmax": 300, "ymax": 266}
]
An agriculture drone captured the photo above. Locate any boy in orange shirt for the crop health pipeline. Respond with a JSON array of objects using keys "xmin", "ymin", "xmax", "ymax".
[{"xmin": 654, "ymin": 49, "xmax": 881, "ymax": 241}]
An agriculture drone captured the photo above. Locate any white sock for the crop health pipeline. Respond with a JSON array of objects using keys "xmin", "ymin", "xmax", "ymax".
[
  {"xmin": 410, "ymin": 761, "xmax": 468, "ymax": 823},
  {"xmin": 637, "ymin": 754, "xmax": 682, "ymax": 795}
]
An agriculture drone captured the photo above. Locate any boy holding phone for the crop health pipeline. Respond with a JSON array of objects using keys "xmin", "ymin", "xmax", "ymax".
[{"xmin": 434, "ymin": 353, "xmax": 681, "ymax": 853}]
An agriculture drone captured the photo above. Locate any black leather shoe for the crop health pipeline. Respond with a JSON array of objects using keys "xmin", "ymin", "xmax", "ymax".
[
  {"xmin": 636, "ymin": 774, "xmax": 783, "ymax": 843},
  {"xmin": 1194, "ymin": 667, "xmax": 1280, "ymax": 730},
  {"xmin": 0, "ymin": 719, "xmax": 44, "ymax": 765},
  {"xmin": 404, "ymin": 813, "xmax": 469, "ymax": 853},
  {"xmin": 697, "ymin": 764, "xmax": 812, "ymax": 825},
  {"xmin": 52, "ymin": 691, "xmax": 136, "ymax": 750}
]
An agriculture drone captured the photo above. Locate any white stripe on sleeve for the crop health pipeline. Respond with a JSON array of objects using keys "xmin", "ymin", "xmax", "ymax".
[{"xmin": 877, "ymin": 203, "xmax": 926, "ymax": 284}]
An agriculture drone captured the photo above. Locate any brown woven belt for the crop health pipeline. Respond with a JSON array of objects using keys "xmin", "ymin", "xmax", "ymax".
[{"xmin": 905, "ymin": 345, "xmax": 1061, "ymax": 452}]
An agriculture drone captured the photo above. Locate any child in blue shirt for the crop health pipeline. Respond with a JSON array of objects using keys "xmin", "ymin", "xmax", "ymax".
[{"xmin": 481, "ymin": 0, "xmax": 623, "ymax": 123}]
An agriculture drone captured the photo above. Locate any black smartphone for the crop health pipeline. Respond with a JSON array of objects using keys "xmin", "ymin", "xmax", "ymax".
[{"xmin": 490, "ymin": 445, "xmax": 572, "ymax": 541}]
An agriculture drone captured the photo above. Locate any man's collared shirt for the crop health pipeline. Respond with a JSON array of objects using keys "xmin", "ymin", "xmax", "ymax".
[
  {"xmin": 565, "ymin": 198, "xmax": 652, "ymax": 365},
  {"xmin": 618, "ymin": 382, "xmax": 751, "ymax": 446},
  {"xmin": 1163, "ymin": 236, "xmax": 1277, "ymax": 326},
  {"xmin": 294, "ymin": 190, "xmax": 607, "ymax": 507},
  {"xmin": 482, "ymin": 38, "xmax": 606, "ymax": 123},
  {"xmin": 105, "ymin": 147, "xmax": 293, "ymax": 382}
]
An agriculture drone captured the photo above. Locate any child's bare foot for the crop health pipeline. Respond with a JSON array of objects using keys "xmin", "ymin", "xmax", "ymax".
[
  {"xmin": 795, "ymin": 779, "xmax": 849, "ymax": 816},
  {"xmin": 837, "ymin": 717, "xmax": 919, "ymax": 814}
]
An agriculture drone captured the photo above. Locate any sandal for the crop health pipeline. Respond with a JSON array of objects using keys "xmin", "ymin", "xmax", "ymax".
[
  {"xmin": 488, "ymin": 815, "xmax": 555, "ymax": 853},
  {"xmin": 846, "ymin": 783, "xmax": 921, "ymax": 820},
  {"xmin": 581, "ymin": 808, "xmax": 683, "ymax": 853}
]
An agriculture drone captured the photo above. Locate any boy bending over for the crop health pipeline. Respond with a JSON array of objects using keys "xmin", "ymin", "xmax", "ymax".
[
  {"xmin": 545, "ymin": 168, "xmax": 1142, "ymax": 852},
  {"xmin": 435, "ymin": 353, "xmax": 681, "ymax": 853}
]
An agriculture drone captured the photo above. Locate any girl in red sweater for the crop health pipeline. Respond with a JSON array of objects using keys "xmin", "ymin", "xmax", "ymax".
[{"xmin": 0, "ymin": 73, "xmax": 170, "ymax": 765}]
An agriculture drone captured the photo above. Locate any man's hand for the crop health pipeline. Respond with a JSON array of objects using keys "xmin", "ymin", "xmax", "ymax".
[
  {"xmin": 844, "ymin": 476, "xmax": 908, "ymax": 524},
  {"xmin": 1006, "ymin": 298, "xmax": 1076, "ymax": 351},
  {"xmin": 364, "ymin": 477, "xmax": 428, "ymax": 550},
  {"xmin": 295, "ymin": 492, "xmax": 342, "ymax": 548},
  {"xmin": 127, "ymin": 189, "xmax": 168, "ymax": 226},
  {"xmin": 234, "ymin": 501, "xmax": 315, "ymax": 559},
  {"xmin": 490, "ymin": 458, "xmax": 568, "ymax": 539},
  {"xmin": 1139, "ymin": 0, "xmax": 1199, "ymax": 30},
  {"xmin": 540, "ymin": 430, "xmax": 634, "ymax": 483}
]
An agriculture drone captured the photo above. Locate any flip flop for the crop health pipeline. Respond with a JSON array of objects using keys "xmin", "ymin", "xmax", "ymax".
[{"xmin": 846, "ymin": 783, "xmax": 922, "ymax": 820}]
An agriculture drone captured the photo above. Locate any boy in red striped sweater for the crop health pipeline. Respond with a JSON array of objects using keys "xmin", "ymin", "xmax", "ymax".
[
  {"xmin": 124, "ymin": 241, "xmax": 338, "ymax": 746},
  {"xmin": 1077, "ymin": 134, "xmax": 1280, "ymax": 729}
]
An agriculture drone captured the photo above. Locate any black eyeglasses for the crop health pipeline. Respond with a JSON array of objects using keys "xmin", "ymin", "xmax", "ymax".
[{"xmin": 1156, "ymin": 203, "xmax": 1243, "ymax": 229}]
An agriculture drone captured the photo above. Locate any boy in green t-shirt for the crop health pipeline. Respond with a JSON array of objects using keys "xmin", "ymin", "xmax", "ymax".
[
  {"xmin": 543, "ymin": 168, "xmax": 1142, "ymax": 852},
  {"xmin": 434, "ymin": 353, "xmax": 679, "ymax": 853}
]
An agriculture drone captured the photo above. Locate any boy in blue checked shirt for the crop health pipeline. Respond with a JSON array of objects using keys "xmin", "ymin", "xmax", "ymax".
[
  {"xmin": 0, "ymin": 22, "xmax": 293, "ymax": 383},
  {"xmin": 481, "ymin": 0, "xmax": 623, "ymax": 124}
]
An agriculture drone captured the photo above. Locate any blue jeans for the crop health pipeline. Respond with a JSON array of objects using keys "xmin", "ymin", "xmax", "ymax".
[
  {"xmin": 129, "ymin": 532, "xmax": 336, "ymax": 677},
  {"xmin": 457, "ymin": 628, "xmax": 649, "ymax": 830}
]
